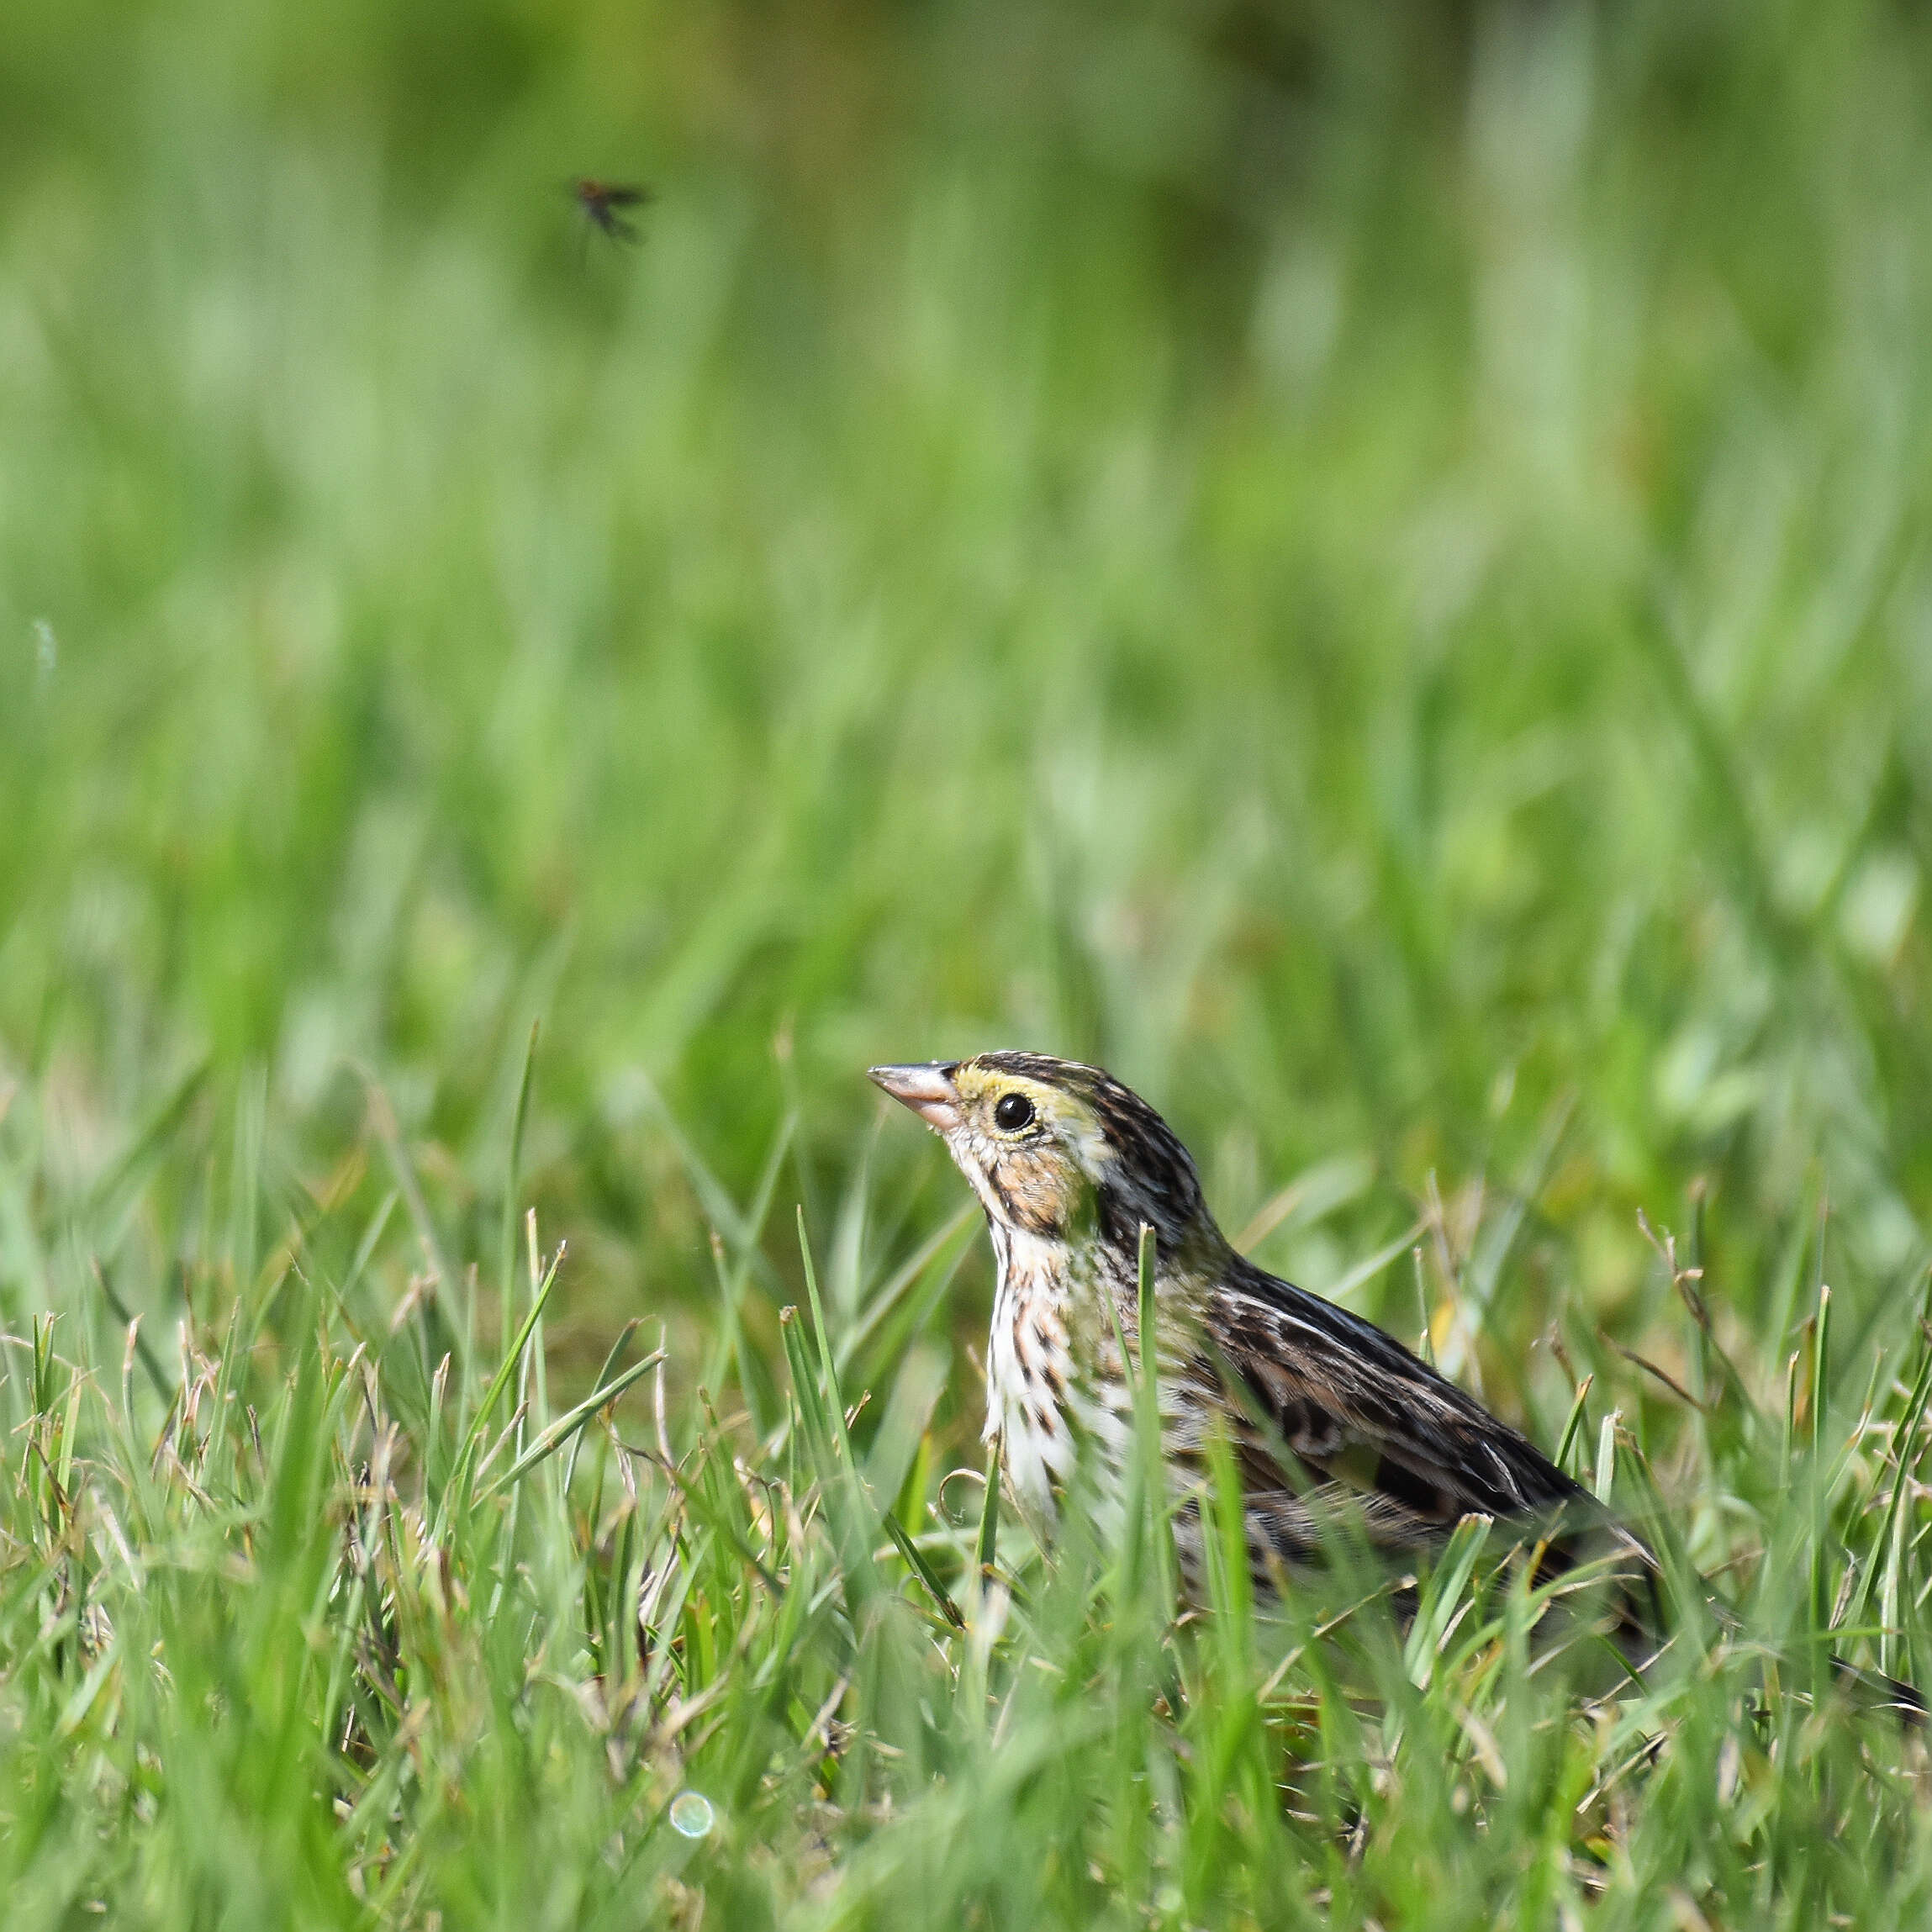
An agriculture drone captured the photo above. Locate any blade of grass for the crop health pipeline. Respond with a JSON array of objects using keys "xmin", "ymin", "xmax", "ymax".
[
  {"xmin": 700, "ymin": 1108, "xmax": 798, "ymax": 1433},
  {"xmin": 1323, "ymin": 1222, "xmax": 1427, "ymax": 1306},
  {"xmin": 975, "ymin": 1438, "xmax": 1000, "ymax": 1586},
  {"xmin": 798, "ymin": 1206, "xmax": 853, "ymax": 1470},
  {"xmin": 838, "ymin": 1200, "xmax": 979, "ymax": 1369},
  {"xmin": 499, "ymin": 1020, "xmax": 539, "ymax": 1389},
  {"xmin": 477, "ymin": 1350, "xmax": 663, "ymax": 1502},
  {"xmin": 881, "ymin": 1509, "xmax": 964, "ymax": 1629},
  {"xmin": 436, "ymin": 1235, "xmax": 567, "ymax": 1533},
  {"xmin": 1811, "ymin": 1286, "xmax": 1832, "ymax": 1639},
  {"xmin": 567, "ymin": 1318, "xmax": 643, "ymax": 1495},
  {"xmin": 92, "ymin": 1259, "xmax": 170, "ymax": 1401},
  {"xmin": 1553, "ymin": 1373, "xmax": 1594, "ymax": 1476},
  {"xmin": 1405, "ymin": 1512, "xmax": 1491, "ymax": 1689}
]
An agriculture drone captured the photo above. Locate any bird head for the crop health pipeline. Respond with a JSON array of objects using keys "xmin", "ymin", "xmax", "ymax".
[{"xmin": 868, "ymin": 1052, "xmax": 1220, "ymax": 1260}]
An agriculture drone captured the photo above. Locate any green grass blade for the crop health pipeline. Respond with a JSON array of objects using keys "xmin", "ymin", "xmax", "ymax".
[
  {"xmin": 1552, "ymin": 1372, "xmax": 1593, "ymax": 1477},
  {"xmin": 797, "ymin": 1205, "xmax": 853, "ymax": 1468},
  {"xmin": 974, "ymin": 1438, "xmax": 1000, "ymax": 1586},
  {"xmin": 881, "ymin": 1509, "xmax": 963, "ymax": 1629},
  {"xmin": 499, "ymin": 1019, "xmax": 539, "ymax": 1375},
  {"xmin": 476, "ymin": 1349, "xmax": 662, "ymax": 1502},
  {"xmin": 1405, "ymin": 1513, "xmax": 1491, "ymax": 1689},
  {"xmin": 437, "ymin": 1235, "xmax": 567, "ymax": 1531}
]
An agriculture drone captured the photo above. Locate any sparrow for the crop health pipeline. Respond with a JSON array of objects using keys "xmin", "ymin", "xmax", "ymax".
[
  {"xmin": 870, "ymin": 1053, "xmax": 1924, "ymax": 1713},
  {"xmin": 869, "ymin": 1052, "xmax": 1655, "ymax": 1631}
]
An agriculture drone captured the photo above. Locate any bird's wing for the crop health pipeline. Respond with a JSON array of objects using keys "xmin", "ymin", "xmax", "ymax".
[{"xmin": 1205, "ymin": 1255, "xmax": 1634, "ymax": 1566}]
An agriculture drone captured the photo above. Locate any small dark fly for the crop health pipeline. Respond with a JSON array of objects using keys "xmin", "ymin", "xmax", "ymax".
[{"xmin": 570, "ymin": 179, "xmax": 653, "ymax": 246}]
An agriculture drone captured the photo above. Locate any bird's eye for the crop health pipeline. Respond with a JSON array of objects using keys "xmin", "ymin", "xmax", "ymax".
[{"xmin": 994, "ymin": 1093, "xmax": 1035, "ymax": 1132}]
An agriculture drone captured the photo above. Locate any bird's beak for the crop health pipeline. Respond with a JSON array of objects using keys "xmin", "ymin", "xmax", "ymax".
[{"xmin": 868, "ymin": 1062, "xmax": 963, "ymax": 1134}]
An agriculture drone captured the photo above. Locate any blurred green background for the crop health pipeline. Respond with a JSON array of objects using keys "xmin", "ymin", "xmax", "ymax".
[{"xmin": 4, "ymin": 0, "xmax": 1932, "ymax": 1434}]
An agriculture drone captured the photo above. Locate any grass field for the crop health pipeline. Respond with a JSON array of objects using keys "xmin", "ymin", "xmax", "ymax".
[{"xmin": 8, "ymin": 2, "xmax": 1932, "ymax": 1924}]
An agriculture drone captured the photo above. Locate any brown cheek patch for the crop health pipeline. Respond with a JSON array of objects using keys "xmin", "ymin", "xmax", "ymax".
[{"xmin": 996, "ymin": 1149, "xmax": 1070, "ymax": 1234}]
